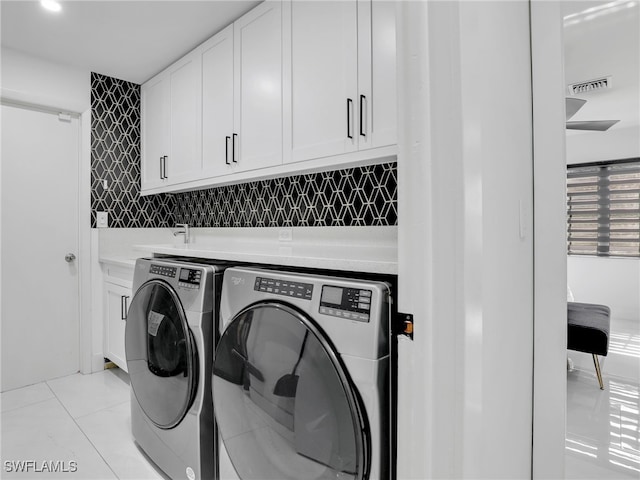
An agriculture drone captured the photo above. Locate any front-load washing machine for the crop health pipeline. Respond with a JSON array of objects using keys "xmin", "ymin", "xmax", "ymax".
[
  {"xmin": 126, "ymin": 257, "xmax": 228, "ymax": 480},
  {"xmin": 212, "ymin": 266, "xmax": 394, "ymax": 480}
]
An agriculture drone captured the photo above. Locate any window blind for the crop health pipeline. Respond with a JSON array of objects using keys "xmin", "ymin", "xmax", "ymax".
[{"xmin": 567, "ymin": 158, "xmax": 640, "ymax": 257}]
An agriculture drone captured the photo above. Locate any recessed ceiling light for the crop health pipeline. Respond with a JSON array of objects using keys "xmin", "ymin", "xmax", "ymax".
[{"xmin": 41, "ymin": 0, "xmax": 62, "ymax": 13}]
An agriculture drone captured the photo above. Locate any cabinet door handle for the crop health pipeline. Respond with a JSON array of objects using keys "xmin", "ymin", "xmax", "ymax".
[
  {"xmin": 159, "ymin": 156, "xmax": 164, "ymax": 179},
  {"xmin": 359, "ymin": 95, "xmax": 366, "ymax": 137},
  {"xmin": 121, "ymin": 295, "xmax": 129, "ymax": 320},
  {"xmin": 347, "ymin": 98, "xmax": 354, "ymax": 139},
  {"xmin": 163, "ymin": 156, "xmax": 168, "ymax": 179},
  {"xmin": 225, "ymin": 136, "xmax": 231, "ymax": 165},
  {"xmin": 232, "ymin": 133, "xmax": 238, "ymax": 163}
]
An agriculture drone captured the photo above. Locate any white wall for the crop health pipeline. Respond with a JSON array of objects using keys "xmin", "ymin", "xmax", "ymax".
[
  {"xmin": 397, "ymin": 1, "xmax": 534, "ymax": 478},
  {"xmin": 1, "ymin": 47, "xmax": 90, "ymax": 113},
  {"xmin": 566, "ymin": 126, "xmax": 640, "ymax": 164},
  {"xmin": 568, "ymin": 256, "xmax": 640, "ymax": 321},
  {"xmin": 530, "ymin": 2, "xmax": 569, "ymax": 478}
]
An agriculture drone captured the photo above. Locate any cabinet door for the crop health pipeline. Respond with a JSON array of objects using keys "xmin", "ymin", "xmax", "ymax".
[
  {"xmin": 289, "ymin": 0, "xmax": 358, "ymax": 163},
  {"xmin": 140, "ymin": 75, "xmax": 168, "ymax": 190},
  {"xmin": 234, "ymin": 0, "xmax": 283, "ymax": 172},
  {"xmin": 202, "ymin": 24, "xmax": 235, "ymax": 178},
  {"xmin": 104, "ymin": 282, "xmax": 132, "ymax": 372},
  {"xmin": 360, "ymin": 0, "xmax": 396, "ymax": 149},
  {"xmin": 166, "ymin": 53, "xmax": 202, "ymax": 184}
]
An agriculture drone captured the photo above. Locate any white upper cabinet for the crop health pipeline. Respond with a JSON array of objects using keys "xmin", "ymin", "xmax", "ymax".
[
  {"xmin": 141, "ymin": 51, "xmax": 202, "ymax": 192},
  {"xmin": 201, "ymin": 1, "xmax": 283, "ymax": 178},
  {"xmin": 140, "ymin": 76, "xmax": 168, "ymax": 190},
  {"xmin": 168, "ymin": 53, "xmax": 202, "ymax": 182},
  {"xmin": 234, "ymin": 1, "xmax": 283, "ymax": 172},
  {"xmin": 287, "ymin": 0, "xmax": 396, "ymax": 164},
  {"xmin": 362, "ymin": 0, "xmax": 397, "ymax": 149},
  {"xmin": 140, "ymin": 0, "xmax": 395, "ymax": 195},
  {"xmin": 201, "ymin": 24, "xmax": 235, "ymax": 178},
  {"xmin": 289, "ymin": 1, "xmax": 358, "ymax": 162}
]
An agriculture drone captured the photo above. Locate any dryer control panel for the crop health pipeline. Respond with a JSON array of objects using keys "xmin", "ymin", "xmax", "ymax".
[
  {"xmin": 254, "ymin": 276, "xmax": 313, "ymax": 300},
  {"xmin": 319, "ymin": 285, "xmax": 371, "ymax": 322},
  {"xmin": 150, "ymin": 264, "xmax": 177, "ymax": 278},
  {"xmin": 178, "ymin": 268, "xmax": 202, "ymax": 289}
]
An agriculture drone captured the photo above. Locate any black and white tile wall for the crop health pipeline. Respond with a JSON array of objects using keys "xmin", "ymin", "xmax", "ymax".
[
  {"xmin": 91, "ymin": 72, "xmax": 397, "ymax": 228},
  {"xmin": 91, "ymin": 73, "xmax": 174, "ymax": 228},
  {"xmin": 174, "ymin": 163, "xmax": 397, "ymax": 227}
]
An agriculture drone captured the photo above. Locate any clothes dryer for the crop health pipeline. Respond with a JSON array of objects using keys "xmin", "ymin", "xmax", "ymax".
[
  {"xmin": 126, "ymin": 257, "xmax": 227, "ymax": 480},
  {"xmin": 212, "ymin": 266, "xmax": 394, "ymax": 480}
]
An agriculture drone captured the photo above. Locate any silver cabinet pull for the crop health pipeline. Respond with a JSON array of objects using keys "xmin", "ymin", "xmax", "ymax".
[
  {"xmin": 121, "ymin": 295, "xmax": 129, "ymax": 320},
  {"xmin": 65, "ymin": 253, "xmax": 76, "ymax": 263}
]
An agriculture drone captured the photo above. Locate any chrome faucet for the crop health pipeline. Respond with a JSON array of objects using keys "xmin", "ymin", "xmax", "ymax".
[{"xmin": 173, "ymin": 223, "xmax": 190, "ymax": 244}]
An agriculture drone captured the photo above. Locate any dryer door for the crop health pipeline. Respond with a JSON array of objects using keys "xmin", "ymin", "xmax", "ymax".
[
  {"xmin": 213, "ymin": 301, "xmax": 369, "ymax": 480},
  {"xmin": 125, "ymin": 279, "xmax": 197, "ymax": 429}
]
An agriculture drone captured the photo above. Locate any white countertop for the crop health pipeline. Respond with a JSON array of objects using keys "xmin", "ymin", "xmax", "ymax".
[
  {"xmin": 97, "ymin": 226, "xmax": 398, "ymax": 275},
  {"xmin": 132, "ymin": 241, "xmax": 397, "ymax": 274}
]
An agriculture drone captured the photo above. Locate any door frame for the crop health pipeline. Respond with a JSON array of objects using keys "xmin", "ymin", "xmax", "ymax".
[
  {"xmin": 530, "ymin": 2, "xmax": 568, "ymax": 478},
  {"xmin": 395, "ymin": 1, "xmax": 567, "ymax": 478},
  {"xmin": 0, "ymin": 97, "xmax": 93, "ymax": 376}
]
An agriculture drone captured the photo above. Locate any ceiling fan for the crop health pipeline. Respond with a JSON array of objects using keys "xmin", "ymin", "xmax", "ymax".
[{"xmin": 566, "ymin": 97, "xmax": 620, "ymax": 131}]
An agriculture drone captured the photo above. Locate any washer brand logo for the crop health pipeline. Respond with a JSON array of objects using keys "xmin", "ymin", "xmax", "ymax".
[
  {"xmin": 186, "ymin": 466, "xmax": 195, "ymax": 480},
  {"xmin": 230, "ymin": 276, "xmax": 245, "ymax": 286}
]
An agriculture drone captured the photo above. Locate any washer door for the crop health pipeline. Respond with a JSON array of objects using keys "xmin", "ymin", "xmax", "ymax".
[
  {"xmin": 125, "ymin": 279, "xmax": 197, "ymax": 429},
  {"xmin": 213, "ymin": 301, "xmax": 369, "ymax": 480}
]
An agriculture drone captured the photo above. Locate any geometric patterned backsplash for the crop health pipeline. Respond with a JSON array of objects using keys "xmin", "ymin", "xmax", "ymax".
[
  {"xmin": 174, "ymin": 162, "xmax": 397, "ymax": 227},
  {"xmin": 91, "ymin": 72, "xmax": 397, "ymax": 229},
  {"xmin": 91, "ymin": 72, "xmax": 174, "ymax": 228}
]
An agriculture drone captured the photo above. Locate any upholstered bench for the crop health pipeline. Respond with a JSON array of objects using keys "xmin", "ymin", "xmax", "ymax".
[{"xmin": 567, "ymin": 302, "xmax": 611, "ymax": 389}]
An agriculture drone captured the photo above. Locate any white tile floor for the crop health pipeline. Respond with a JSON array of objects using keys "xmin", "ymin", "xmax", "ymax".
[
  {"xmin": 566, "ymin": 315, "xmax": 640, "ymax": 479},
  {"xmin": 1, "ymin": 315, "xmax": 638, "ymax": 479},
  {"xmin": 0, "ymin": 369, "xmax": 165, "ymax": 479}
]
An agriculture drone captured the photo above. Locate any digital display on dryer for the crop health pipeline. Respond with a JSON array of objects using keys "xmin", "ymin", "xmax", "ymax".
[
  {"xmin": 319, "ymin": 285, "xmax": 371, "ymax": 322},
  {"xmin": 321, "ymin": 286, "xmax": 343, "ymax": 305},
  {"xmin": 178, "ymin": 268, "xmax": 201, "ymax": 289}
]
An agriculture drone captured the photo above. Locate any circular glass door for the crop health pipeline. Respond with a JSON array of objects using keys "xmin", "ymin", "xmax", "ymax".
[
  {"xmin": 125, "ymin": 279, "xmax": 197, "ymax": 429},
  {"xmin": 213, "ymin": 301, "xmax": 369, "ymax": 480}
]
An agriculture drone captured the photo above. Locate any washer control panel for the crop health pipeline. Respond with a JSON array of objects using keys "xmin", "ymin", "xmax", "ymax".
[
  {"xmin": 150, "ymin": 264, "xmax": 177, "ymax": 278},
  {"xmin": 178, "ymin": 268, "xmax": 202, "ymax": 289},
  {"xmin": 254, "ymin": 277, "xmax": 313, "ymax": 300},
  {"xmin": 319, "ymin": 285, "xmax": 371, "ymax": 322}
]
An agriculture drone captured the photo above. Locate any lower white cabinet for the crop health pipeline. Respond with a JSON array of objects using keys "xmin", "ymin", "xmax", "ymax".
[{"xmin": 102, "ymin": 266, "xmax": 133, "ymax": 373}]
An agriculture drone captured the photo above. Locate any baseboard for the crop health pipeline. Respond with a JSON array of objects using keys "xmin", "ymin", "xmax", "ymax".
[{"xmin": 92, "ymin": 354, "xmax": 105, "ymax": 373}]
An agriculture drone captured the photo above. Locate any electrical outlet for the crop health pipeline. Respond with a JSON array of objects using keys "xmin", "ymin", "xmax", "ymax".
[
  {"xmin": 278, "ymin": 228, "xmax": 293, "ymax": 242},
  {"xmin": 96, "ymin": 211, "xmax": 108, "ymax": 228}
]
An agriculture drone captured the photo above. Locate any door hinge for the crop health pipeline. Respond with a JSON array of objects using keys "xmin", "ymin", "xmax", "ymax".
[{"xmin": 393, "ymin": 312, "xmax": 414, "ymax": 340}]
